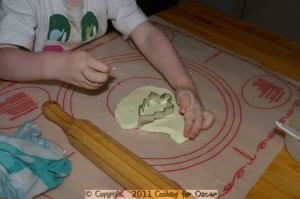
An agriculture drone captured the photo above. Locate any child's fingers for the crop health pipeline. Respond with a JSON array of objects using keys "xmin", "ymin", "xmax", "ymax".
[
  {"xmin": 83, "ymin": 67, "xmax": 109, "ymax": 84},
  {"xmin": 73, "ymin": 76, "xmax": 104, "ymax": 89},
  {"xmin": 183, "ymin": 111, "xmax": 194, "ymax": 137},
  {"xmin": 177, "ymin": 94, "xmax": 191, "ymax": 113},
  {"xmin": 79, "ymin": 81, "xmax": 102, "ymax": 90},
  {"xmin": 88, "ymin": 57, "xmax": 112, "ymax": 73},
  {"xmin": 188, "ymin": 110, "xmax": 204, "ymax": 139},
  {"xmin": 183, "ymin": 110, "xmax": 214, "ymax": 139}
]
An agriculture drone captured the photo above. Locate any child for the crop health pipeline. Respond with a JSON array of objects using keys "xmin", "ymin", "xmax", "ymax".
[{"xmin": 0, "ymin": 0, "xmax": 214, "ymax": 139}]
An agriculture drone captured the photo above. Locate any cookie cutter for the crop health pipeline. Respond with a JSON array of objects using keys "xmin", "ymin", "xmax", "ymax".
[{"xmin": 138, "ymin": 92, "xmax": 174, "ymax": 127}]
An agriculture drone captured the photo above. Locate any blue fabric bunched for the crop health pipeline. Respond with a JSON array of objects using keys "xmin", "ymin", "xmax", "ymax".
[{"xmin": 0, "ymin": 121, "xmax": 72, "ymax": 199}]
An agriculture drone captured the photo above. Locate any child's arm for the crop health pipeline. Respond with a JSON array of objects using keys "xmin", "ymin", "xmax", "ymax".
[
  {"xmin": 130, "ymin": 21, "xmax": 214, "ymax": 138},
  {"xmin": 0, "ymin": 46, "xmax": 111, "ymax": 89}
]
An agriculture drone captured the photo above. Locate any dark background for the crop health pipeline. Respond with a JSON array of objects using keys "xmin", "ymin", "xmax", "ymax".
[{"xmin": 107, "ymin": 0, "xmax": 179, "ymax": 32}]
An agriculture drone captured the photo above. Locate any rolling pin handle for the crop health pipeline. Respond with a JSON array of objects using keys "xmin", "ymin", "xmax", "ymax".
[{"xmin": 42, "ymin": 100, "xmax": 75, "ymax": 132}]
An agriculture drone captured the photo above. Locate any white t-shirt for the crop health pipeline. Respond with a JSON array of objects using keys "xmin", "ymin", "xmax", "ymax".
[{"xmin": 0, "ymin": 0, "xmax": 147, "ymax": 52}]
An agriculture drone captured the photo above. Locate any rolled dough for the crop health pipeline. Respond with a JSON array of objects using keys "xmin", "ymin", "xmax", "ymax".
[{"xmin": 115, "ymin": 86, "xmax": 188, "ymax": 144}]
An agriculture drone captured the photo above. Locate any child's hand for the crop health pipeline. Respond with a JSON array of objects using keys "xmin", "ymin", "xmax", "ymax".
[
  {"xmin": 176, "ymin": 87, "xmax": 214, "ymax": 139},
  {"xmin": 55, "ymin": 50, "xmax": 111, "ymax": 89}
]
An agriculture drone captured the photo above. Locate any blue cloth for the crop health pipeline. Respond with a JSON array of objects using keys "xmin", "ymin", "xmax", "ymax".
[{"xmin": 0, "ymin": 121, "xmax": 72, "ymax": 199}]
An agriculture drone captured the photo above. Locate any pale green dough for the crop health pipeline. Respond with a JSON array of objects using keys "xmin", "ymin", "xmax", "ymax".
[{"xmin": 115, "ymin": 86, "xmax": 188, "ymax": 144}]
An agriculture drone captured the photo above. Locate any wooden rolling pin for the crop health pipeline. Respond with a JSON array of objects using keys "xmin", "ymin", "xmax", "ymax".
[{"xmin": 42, "ymin": 101, "xmax": 196, "ymax": 199}]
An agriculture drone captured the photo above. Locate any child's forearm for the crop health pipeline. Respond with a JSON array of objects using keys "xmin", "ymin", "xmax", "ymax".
[
  {"xmin": 130, "ymin": 21, "xmax": 197, "ymax": 94},
  {"xmin": 0, "ymin": 47, "xmax": 58, "ymax": 81},
  {"xmin": 0, "ymin": 46, "xmax": 111, "ymax": 89}
]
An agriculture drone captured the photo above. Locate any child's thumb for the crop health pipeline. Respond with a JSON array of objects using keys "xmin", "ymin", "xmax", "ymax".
[{"xmin": 201, "ymin": 111, "xmax": 215, "ymax": 129}]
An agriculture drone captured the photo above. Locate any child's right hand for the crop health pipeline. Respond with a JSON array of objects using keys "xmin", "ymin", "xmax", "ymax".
[
  {"xmin": 176, "ymin": 86, "xmax": 214, "ymax": 139},
  {"xmin": 54, "ymin": 50, "xmax": 111, "ymax": 89}
]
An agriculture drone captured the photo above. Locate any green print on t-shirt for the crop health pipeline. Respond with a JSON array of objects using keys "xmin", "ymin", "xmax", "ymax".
[
  {"xmin": 47, "ymin": 14, "xmax": 71, "ymax": 42},
  {"xmin": 81, "ymin": 11, "xmax": 99, "ymax": 41},
  {"xmin": 46, "ymin": 11, "xmax": 98, "ymax": 44}
]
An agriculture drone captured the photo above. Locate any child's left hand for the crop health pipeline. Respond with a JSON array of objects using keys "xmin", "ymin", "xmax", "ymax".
[{"xmin": 176, "ymin": 87, "xmax": 214, "ymax": 139}]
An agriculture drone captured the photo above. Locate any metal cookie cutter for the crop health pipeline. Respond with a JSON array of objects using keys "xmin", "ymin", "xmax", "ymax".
[{"xmin": 138, "ymin": 92, "xmax": 174, "ymax": 127}]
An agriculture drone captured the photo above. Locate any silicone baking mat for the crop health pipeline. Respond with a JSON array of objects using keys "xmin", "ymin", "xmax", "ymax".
[{"xmin": 1, "ymin": 18, "xmax": 299, "ymax": 199}]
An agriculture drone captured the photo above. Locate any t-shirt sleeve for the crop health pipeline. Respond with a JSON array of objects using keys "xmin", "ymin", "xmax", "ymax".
[
  {"xmin": 107, "ymin": 0, "xmax": 148, "ymax": 39},
  {"xmin": 0, "ymin": 0, "xmax": 37, "ymax": 50}
]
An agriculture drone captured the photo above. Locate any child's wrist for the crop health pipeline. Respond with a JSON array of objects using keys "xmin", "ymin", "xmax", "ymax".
[
  {"xmin": 42, "ymin": 52, "xmax": 64, "ymax": 81},
  {"xmin": 175, "ymin": 80, "xmax": 196, "ymax": 93}
]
